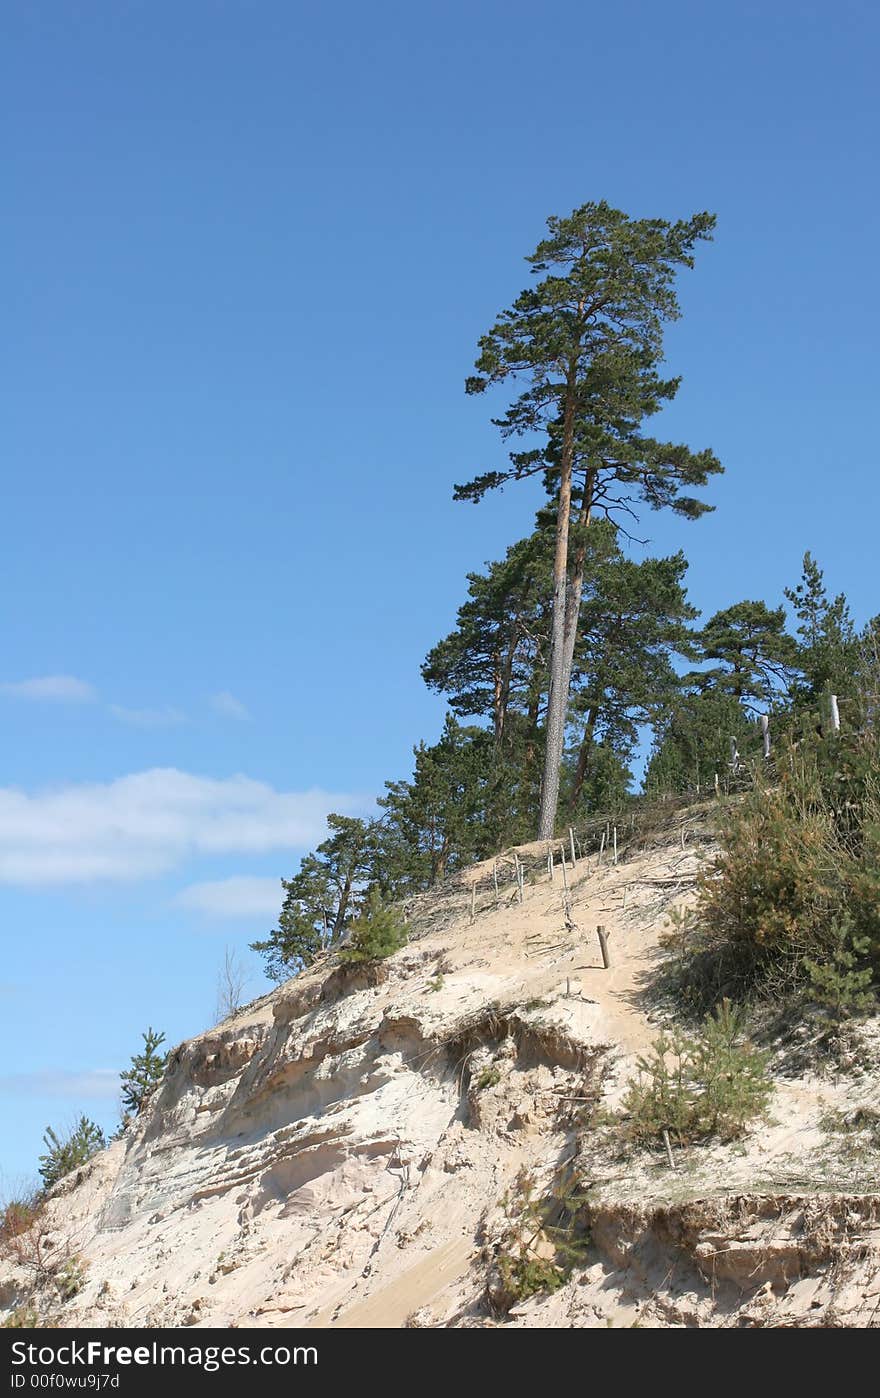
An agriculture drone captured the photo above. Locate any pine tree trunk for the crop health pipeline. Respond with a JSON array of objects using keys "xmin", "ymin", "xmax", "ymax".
[
  {"xmin": 539, "ymin": 460, "xmax": 592, "ymax": 838},
  {"xmin": 568, "ymin": 703, "xmax": 600, "ymax": 812},
  {"xmin": 538, "ymin": 385, "xmax": 576, "ymax": 839}
]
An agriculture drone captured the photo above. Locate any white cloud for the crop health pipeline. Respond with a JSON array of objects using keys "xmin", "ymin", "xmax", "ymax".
[
  {"xmin": 210, "ymin": 691, "xmax": 250, "ymax": 721},
  {"xmin": 0, "ymin": 1069, "xmax": 120, "ymax": 1100},
  {"xmin": 109, "ymin": 704, "xmax": 187, "ymax": 728},
  {"xmin": 0, "ymin": 675, "xmax": 96, "ymax": 703},
  {"xmin": 175, "ymin": 875, "xmax": 282, "ymax": 919},
  {"xmin": 0, "ymin": 769, "xmax": 366, "ymax": 886}
]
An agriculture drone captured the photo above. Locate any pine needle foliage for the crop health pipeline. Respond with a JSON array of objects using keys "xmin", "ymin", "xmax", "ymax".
[
  {"xmin": 621, "ymin": 1001, "xmax": 772, "ymax": 1146},
  {"xmin": 338, "ymin": 890, "xmax": 407, "ymax": 966},
  {"xmin": 38, "ymin": 1117, "xmax": 106, "ymax": 1190},
  {"xmin": 120, "ymin": 1027, "xmax": 168, "ymax": 1116}
]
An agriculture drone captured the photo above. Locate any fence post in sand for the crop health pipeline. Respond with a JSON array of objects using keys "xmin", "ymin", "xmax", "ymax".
[
  {"xmin": 596, "ymin": 924, "xmax": 611, "ymax": 969},
  {"xmin": 613, "ymin": 825, "xmax": 618, "ymax": 865},
  {"xmin": 662, "ymin": 1129, "xmax": 677, "ymax": 1172},
  {"xmin": 598, "ymin": 830, "xmax": 606, "ymax": 866},
  {"xmin": 561, "ymin": 849, "xmax": 569, "ymax": 893},
  {"xmin": 493, "ymin": 861, "xmax": 499, "ymax": 908},
  {"xmin": 514, "ymin": 853, "xmax": 524, "ymax": 904},
  {"xmin": 569, "ymin": 827, "xmax": 577, "ymax": 868},
  {"xmin": 547, "ymin": 844, "xmax": 554, "ymax": 882}
]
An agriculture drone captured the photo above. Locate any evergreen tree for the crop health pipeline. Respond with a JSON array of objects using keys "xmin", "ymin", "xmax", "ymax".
[
  {"xmin": 456, "ymin": 201, "xmax": 721, "ymax": 837},
  {"xmin": 338, "ymin": 889, "xmax": 407, "ymax": 965},
  {"xmin": 39, "ymin": 1117, "xmax": 106, "ymax": 1190},
  {"xmin": 120, "ymin": 1028, "xmax": 168, "ymax": 1116},
  {"xmin": 565, "ymin": 545, "xmax": 698, "ymax": 812},
  {"xmin": 422, "ymin": 528, "xmax": 551, "ymax": 748},
  {"xmin": 644, "ymin": 689, "xmax": 755, "ymax": 797},
  {"xmin": 251, "ymin": 815, "xmax": 377, "ymax": 981},
  {"xmin": 694, "ymin": 599, "xmax": 798, "ymax": 711},
  {"xmin": 784, "ymin": 553, "xmax": 858, "ymax": 705},
  {"xmin": 378, "ymin": 717, "xmax": 505, "ymax": 889}
]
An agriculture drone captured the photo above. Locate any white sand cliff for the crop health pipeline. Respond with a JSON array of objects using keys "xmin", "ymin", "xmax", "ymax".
[{"xmin": 4, "ymin": 807, "xmax": 880, "ymax": 1329}]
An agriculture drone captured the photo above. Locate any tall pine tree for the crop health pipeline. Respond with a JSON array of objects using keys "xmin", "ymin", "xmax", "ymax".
[{"xmin": 456, "ymin": 202, "xmax": 721, "ymax": 836}]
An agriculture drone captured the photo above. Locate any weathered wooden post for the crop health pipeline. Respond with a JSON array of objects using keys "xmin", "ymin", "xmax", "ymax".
[
  {"xmin": 613, "ymin": 825, "xmax": 618, "ymax": 866},
  {"xmin": 662, "ymin": 1129, "xmax": 677, "ymax": 1172},
  {"xmin": 598, "ymin": 830, "xmax": 606, "ymax": 866},
  {"xmin": 569, "ymin": 826, "xmax": 577, "ymax": 868},
  {"xmin": 760, "ymin": 713, "xmax": 771, "ymax": 759},
  {"xmin": 514, "ymin": 853, "xmax": 524, "ymax": 904},
  {"xmin": 493, "ymin": 861, "xmax": 499, "ymax": 908},
  {"xmin": 829, "ymin": 693, "xmax": 840, "ymax": 733},
  {"xmin": 547, "ymin": 843, "xmax": 554, "ymax": 882},
  {"xmin": 561, "ymin": 848, "xmax": 569, "ymax": 893},
  {"xmin": 596, "ymin": 924, "xmax": 611, "ymax": 969}
]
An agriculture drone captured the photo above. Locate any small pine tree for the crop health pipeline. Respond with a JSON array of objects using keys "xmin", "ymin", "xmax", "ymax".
[
  {"xmin": 38, "ymin": 1117, "xmax": 106, "ymax": 1190},
  {"xmin": 120, "ymin": 1027, "xmax": 167, "ymax": 1116},
  {"xmin": 803, "ymin": 918, "xmax": 874, "ymax": 1019},
  {"xmin": 338, "ymin": 890, "xmax": 407, "ymax": 965},
  {"xmin": 621, "ymin": 1001, "xmax": 771, "ymax": 1146}
]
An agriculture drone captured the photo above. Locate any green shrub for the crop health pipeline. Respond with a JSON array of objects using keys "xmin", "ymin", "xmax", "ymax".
[
  {"xmin": 38, "ymin": 1117, "xmax": 106, "ymax": 1190},
  {"xmin": 338, "ymin": 890, "xmax": 407, "ymax": 965},
  {"xmin": 497, "ymin": 1249, "xmax": 565, "ymax": 1303},
  {"xmin": 0, "ymin": 1192, "xmax": 42, "ymax": 1252},
  {"xmin": 685, "ymin": 725, "xmax": 880, "ymax": 1008},
  {"xmin": 803, "ymin": 916, "xmax": 874, "ymax": 1018},
  {"xmin": 621, "ymin": 1000, "xmax": 772, "ymax": 1146},
  {"xmin": 54, "ymin": 1256, "xmax": 86, "ymax": 1302},
  {"xmin": 491, "ymin": 1168, "xmax": 590, "ymax": 1310}
]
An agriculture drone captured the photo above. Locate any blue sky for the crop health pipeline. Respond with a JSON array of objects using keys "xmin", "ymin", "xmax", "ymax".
[{"xmin": 1, "ymin": 0, "xmax": 877, "ymax": 1183}]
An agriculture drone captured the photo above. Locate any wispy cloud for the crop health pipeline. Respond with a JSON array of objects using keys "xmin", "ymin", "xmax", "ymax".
[
  {"xmin": 109, "ymin": 704, "xmax": 187, "ymax": 728},
  {"xmin": 0, "ymin": 675, "xmax": 96, "ymax": 703},
  {"xmin": 0, "ymin": 769, "xmax": 367, "ymax": 886},
  {"xmin": 210, "ymin": 691, "xmax": 250, "ymax": 721},
  {"xmin": 0, "ymin": 1069, "xmax": 120, "ymax": 1100},
  {"xmin": 175, "ymin": 875, "xmax": 282, "ymax": 919}
]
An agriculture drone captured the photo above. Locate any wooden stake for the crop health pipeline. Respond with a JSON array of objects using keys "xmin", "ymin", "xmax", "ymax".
[
  {"xmin": 569, "ymin": 826, "xmax": 577, "ymax": 868},
  {"xmin": 760, "ymin": 713, "xmax": 771, "ymax": 759},
  {"xmin": 493, "ymin": 861, "xmax": 499, "ymax": 908},
  {"xmin": 598, "ymin": 830, "xmax": 606, "ymax": 865},
  {"xmin": 613, "ymin": 825, "xmax": 618, "ymax": 865},
  {"xmin": 547, "ymin": 844, "xmax": 554, "ymax": 882},
  {"xmin": 515, "ymin": 853, "xmax": 523, "ymax": 904},
  {"xmin": 561, "ymin": 850, "xmax": 569, "ymax": 893},
  {"xmin": 829, "ymin": 693, "xmax": 840, "ymax": 733},
  {"xmin": 662, "ymin": 1128, "xmax": 677, "ymax": 1172},
  {"xmin": 597, "ymin": 924, "xmax": 611, "ymax": 969}
]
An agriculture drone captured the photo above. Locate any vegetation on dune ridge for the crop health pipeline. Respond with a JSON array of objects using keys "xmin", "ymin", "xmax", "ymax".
[{"xmin": 247, "ymin": 200, "xmax": 878, "ymax": 1038}]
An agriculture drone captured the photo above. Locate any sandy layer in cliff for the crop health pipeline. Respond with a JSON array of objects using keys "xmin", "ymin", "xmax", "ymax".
[{"xmin": 4, "ymin": 806, "xmax": 880, "ymax": 1329}]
